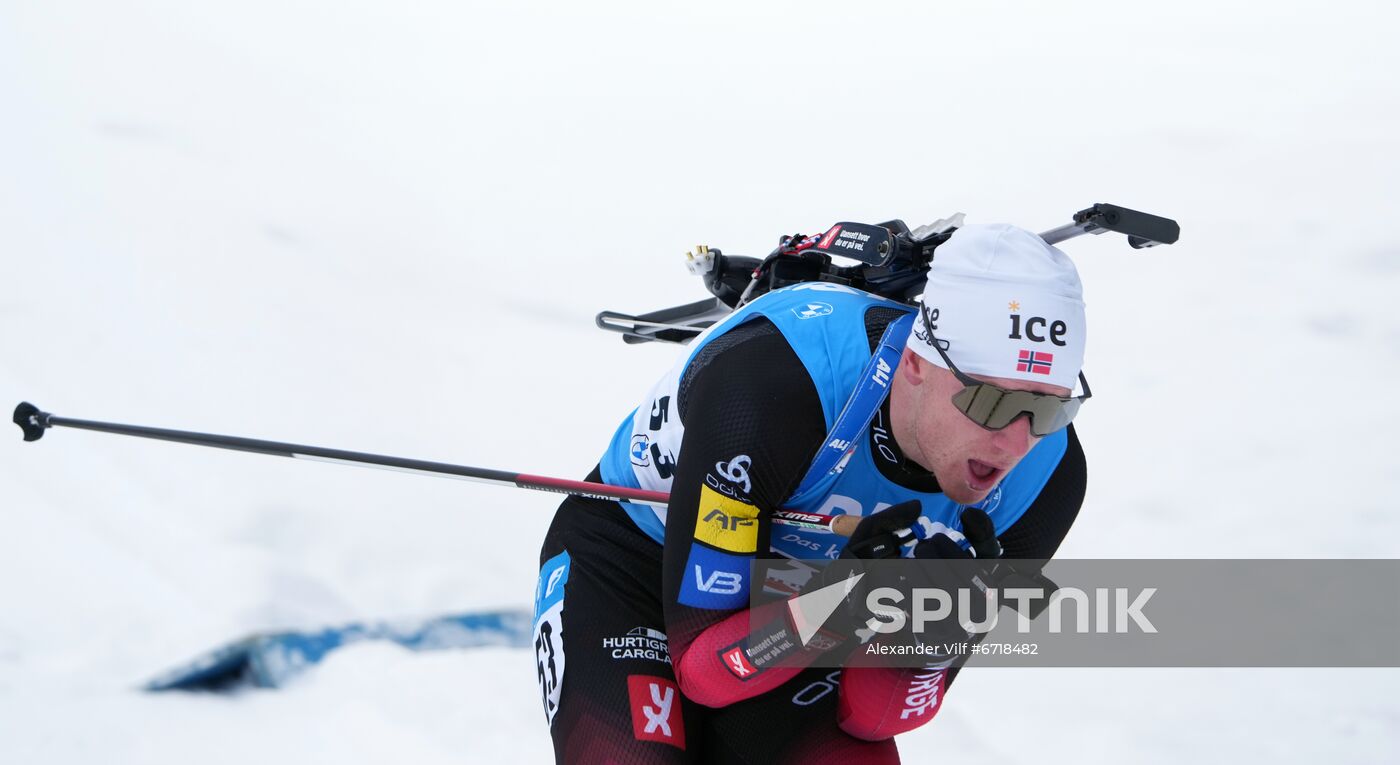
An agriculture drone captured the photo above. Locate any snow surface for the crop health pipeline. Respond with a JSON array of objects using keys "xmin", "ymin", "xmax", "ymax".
[{"xmin": 2, "ymin": 0, "xmax": 1398, "ymax": 762}]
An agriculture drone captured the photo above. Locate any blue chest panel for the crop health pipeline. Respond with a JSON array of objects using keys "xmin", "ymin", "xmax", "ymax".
[{"xmin": 773, "ymin": 427, "xmax": 1067, "ymax": 561}]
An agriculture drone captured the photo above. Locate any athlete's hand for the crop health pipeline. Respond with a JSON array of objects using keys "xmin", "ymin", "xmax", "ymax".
[
  {"xmin": 777, "ymin": 502, "xmax": 921, "ymax": 656},
  {"xmin": 913, "ymin": 507, "xmax": 1001, "ymax": 563},
  {"xmin": 866, "ymin": 509, "xmax": 999, "ymax": 657},
  {"xmin": 839, "ymin": 501, "xmax": 922, "ymax": 560},
  {"xmin": 912, "ymin": 508, "xmax": 1004, "ymax": 607}
]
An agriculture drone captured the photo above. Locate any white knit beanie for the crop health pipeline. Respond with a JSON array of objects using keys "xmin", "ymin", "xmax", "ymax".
[{"xmin": 908, "ymin": 223, "xmax": 1086, "ymax": 390}]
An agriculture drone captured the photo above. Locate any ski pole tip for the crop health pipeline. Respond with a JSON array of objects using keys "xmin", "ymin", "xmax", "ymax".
[{"xmin": 13, "ymin": 401, "xmax": 51, "ymax": 442}]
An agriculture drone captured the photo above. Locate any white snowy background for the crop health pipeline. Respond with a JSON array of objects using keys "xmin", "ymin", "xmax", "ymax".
[{"xmin": 2, "ymin": 0, "xmax": 1398, "ymax": 762}]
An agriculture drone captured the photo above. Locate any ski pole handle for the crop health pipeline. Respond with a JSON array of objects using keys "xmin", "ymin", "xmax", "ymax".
[{"xmin": 771, "ymin": 509, "xmax": 861, "ymax": 537}]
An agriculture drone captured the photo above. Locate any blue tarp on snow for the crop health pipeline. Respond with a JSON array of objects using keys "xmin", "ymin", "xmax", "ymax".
[{"xmin": 145, "ymin": 608, "xmax": 533, "ymax": 691}]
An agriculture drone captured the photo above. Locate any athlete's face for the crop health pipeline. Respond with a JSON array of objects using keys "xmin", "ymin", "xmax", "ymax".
[{"xmin": 890, "ymin": 347, "xmax": 1072, "ymax": 505}]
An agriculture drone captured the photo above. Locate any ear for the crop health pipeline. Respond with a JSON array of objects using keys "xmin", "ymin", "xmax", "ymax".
[{"xmin": 900, "ymin": 346, "xmax": 926, "ymax": 386}]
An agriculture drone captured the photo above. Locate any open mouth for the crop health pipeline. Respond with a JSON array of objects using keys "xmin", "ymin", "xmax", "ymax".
[{"xmin": 966, "ymin": 459, "xmax": 1004, "ymax": 492}]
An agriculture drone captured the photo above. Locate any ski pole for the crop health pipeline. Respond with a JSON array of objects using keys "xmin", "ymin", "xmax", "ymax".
[{"xmin": 12, "ymin": 402, "xmax": 860, "ymax": 535}]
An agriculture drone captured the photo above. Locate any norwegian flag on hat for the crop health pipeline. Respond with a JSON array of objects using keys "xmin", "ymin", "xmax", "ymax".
[{"xmin": 1017, "ymin": 349, "xmax": 1054, "ymax": 375}]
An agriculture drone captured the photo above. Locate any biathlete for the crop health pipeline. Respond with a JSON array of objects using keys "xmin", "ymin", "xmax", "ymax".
[{"xmin": 534, "ymin": 223, "xmax": 1090, "ymax": 763}]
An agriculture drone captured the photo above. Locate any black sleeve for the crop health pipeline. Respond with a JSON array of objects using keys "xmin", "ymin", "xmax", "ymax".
[
  {"xmin": 997, "ymin": 423, "xmax": 1087, "ymax": 560},
  {"xmin": 661, "ymin": 318, "xmax": 828, "ymax": 654}
]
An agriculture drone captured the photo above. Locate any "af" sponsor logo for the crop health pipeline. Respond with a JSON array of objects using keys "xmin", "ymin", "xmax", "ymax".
[
  {"xmin": 703, "ymin": 508, "xmax": 754, "ymax": 531},
  {"xmin": 693, "ymin": 485, "xmax": 760, "ymax": 553},
  {"xmin": 627, "ymin": 675, "xmax": 685, "ymax": 749}
]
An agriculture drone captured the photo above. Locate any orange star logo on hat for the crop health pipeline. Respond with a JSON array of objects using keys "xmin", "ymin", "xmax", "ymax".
[{"xmin": 1008, "ymin": 300, "xmax": 1021, "ymax": 312}]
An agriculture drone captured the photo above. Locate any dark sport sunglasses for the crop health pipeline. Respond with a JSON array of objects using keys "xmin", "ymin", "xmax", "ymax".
[{"xmin": 918, "ymin": 304, "xmax": 1090, "ymax": 437}]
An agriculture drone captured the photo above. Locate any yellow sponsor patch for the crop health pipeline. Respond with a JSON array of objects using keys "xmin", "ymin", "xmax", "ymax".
[{"xmin": 692, "ymin": 485, "xmax": 760, "ymax": 553}]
